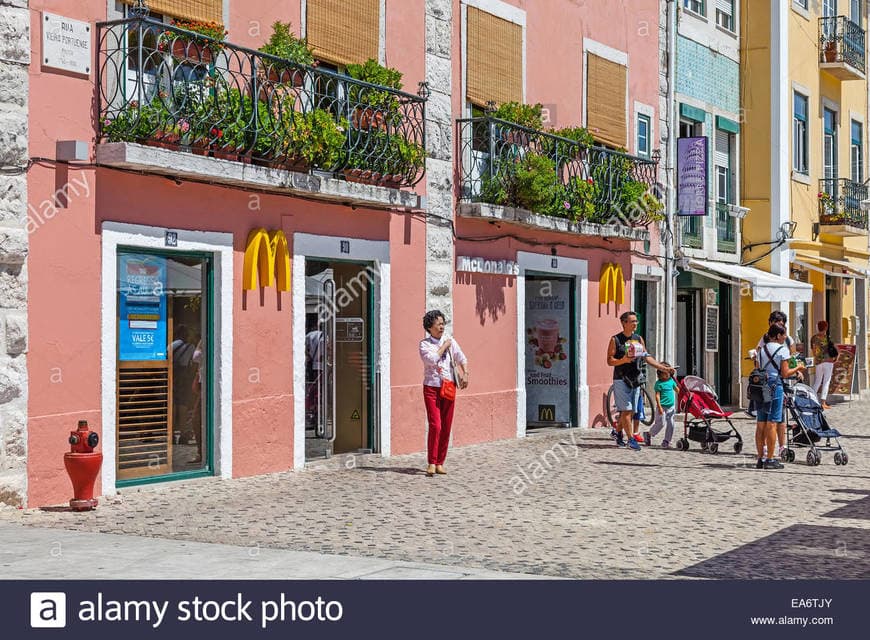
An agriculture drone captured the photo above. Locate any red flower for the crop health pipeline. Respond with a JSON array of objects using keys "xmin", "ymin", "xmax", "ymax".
[{"xmin": 210, "ymin": 127, "xmax": 223, "ymax": 138}]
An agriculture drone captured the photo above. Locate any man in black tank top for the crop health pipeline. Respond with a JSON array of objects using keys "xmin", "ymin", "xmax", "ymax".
[{"xmin": 606, "ymin": 311, "xmax": 675, "ymax": 449}]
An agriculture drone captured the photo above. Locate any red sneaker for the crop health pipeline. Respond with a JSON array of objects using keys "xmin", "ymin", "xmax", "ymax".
[{"xmin": 633, "ymin": 433, "xmax": 644, "ymax": 442}]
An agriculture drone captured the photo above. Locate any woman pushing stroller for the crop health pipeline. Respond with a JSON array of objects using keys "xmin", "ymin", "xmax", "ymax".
[{"xmin": 754, "ymin": 324, "xmax": 806, "ymax": 469}]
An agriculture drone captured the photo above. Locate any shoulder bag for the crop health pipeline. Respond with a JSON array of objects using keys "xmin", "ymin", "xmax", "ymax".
[
  {"xmin": 826, "ymin": 333, "xmax": 839, "ymax": 360},
  {"xmin": 439, "ymin": 348, "xmax": 457, "ymax": 401},
  {"xmin": 747, "ymin": 344, "xmax": 784, "ymax": 405}
]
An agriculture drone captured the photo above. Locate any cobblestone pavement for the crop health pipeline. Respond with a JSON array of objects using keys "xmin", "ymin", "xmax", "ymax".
[{"xmin": 4, "ymin": 399, "xmax": 869, "ymax": 579}]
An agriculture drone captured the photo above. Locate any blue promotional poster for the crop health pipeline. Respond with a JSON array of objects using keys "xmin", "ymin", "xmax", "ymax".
[{"xmin": 118, "ymin": 254, "xmax": 167, "ymax": 361}]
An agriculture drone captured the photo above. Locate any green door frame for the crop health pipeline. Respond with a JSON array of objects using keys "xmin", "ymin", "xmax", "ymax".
[
  {"xmin": 116, "ymin": 247, "xmax": 215, "ymax": 487},
  {"xmin": 525, "ymin": 273, "xmax": 578, "ymax": 427}
]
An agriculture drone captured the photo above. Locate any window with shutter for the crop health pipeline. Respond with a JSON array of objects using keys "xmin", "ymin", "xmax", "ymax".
[
  {"xmin": 122, "ymin": 0, "xmax": 223, "ymax": 24},
  {"xmin": 586, "ymin": 54, "xmax": 627, "ymax": 148},
  {"xmin": 715, "ymin": 0, "xmax": 734, "ymax": 31},
  {"xmin": 466, "ymin": 7, "xmax": 523, "ymax": 107},
  {"xmin": 306, "ymin": 0, "xmax": 380, "ymax": 67}
]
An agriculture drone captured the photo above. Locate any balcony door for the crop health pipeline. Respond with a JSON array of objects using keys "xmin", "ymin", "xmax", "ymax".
[
  {"xmin": 824, "ymin": 107, "xmax": 838, "ymax": 197},
  {"xmin": 824, "ymin": 0, "xmax": 837, "ymax": 18}
]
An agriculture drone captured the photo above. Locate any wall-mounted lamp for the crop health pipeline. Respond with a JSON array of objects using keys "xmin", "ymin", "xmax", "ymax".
[
  {"xmin": 727, "ymin": 204, "xmax": 750, "ymax": 219},
  {"xmin": 811, "ymin": 222, "xmax": 820, "ymax": 242}
]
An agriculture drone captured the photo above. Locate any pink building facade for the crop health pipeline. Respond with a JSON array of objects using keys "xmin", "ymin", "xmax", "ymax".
[{"xmin": 7, "ymin": 0, "xmax": 665, "ymax": 507}]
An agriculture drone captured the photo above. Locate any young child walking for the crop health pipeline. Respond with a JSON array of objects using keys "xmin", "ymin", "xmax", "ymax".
[{"xmin": 644, "ymin": 363, "xmax": 678, "ymax": 448}]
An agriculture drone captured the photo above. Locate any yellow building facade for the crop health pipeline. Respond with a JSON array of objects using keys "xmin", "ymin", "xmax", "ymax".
[{"xmin": 740, "ymin": 0, "xmax": 869, "ymax": 395}]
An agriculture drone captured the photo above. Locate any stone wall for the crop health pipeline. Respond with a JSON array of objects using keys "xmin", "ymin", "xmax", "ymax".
[
  {"xmin": 0, "ymin": 0, "xmax": 29, "ymax": 507},
  {"xmin": 424, "ymin": 0, "xmax": 454, "ymax": 321}
]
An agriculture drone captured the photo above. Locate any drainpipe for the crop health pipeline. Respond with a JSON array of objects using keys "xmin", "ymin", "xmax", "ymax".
[{"xmin": 664, "ymin": 0, "xmax": 677, "ymax": 363}]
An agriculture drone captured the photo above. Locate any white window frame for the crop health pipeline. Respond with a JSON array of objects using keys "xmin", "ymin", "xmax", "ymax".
[
  {"xmin": 634, "ymin": 101, "xmax": 655, "ymax": 159},
  {"xmin": 793, "ymin": 90, "xmax": 810, "ymax": 175},
  {"xmin": 822, "ymin": 100, "xmax": 840, "ymax": 184},
  {"xmin": 684, "ymin": 0, "xmax": 706, "ymax": 17},
  {"xmin": 101, "ymin": 222, "xmax": 235, "ymax": 496}
]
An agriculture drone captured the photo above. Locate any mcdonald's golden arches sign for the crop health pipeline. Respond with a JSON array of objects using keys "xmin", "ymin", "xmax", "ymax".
[
  {"xmin": 243, "ymin": 229, "xmax": 291, "ymax": 291},
  {"xmin": 599, "ymin": 263, "xmax": 625, "ymax": 305}
]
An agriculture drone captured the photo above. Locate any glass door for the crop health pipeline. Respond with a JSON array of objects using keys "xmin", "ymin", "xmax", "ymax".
[{"xmin": 116, "ymin": 249, "xmax": 213, "ymax": 484}]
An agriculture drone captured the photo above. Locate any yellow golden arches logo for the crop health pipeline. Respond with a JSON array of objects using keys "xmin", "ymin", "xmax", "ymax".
[
  {"xmin": 242, "ymin": 228, "xmax": 291, "ymax": 291},
  {"xmin": 599, "ymin": 262, "xmax": 625, "ymax": 305},
  {"xmin": 538, "ymin": 405, "xmax": 556, "ymax": 421}
]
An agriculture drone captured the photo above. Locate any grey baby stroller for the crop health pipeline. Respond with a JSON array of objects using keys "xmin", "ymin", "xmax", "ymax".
[{"xmin": 781, "ymin": 382, "xmax": 848, "ymax": 466}]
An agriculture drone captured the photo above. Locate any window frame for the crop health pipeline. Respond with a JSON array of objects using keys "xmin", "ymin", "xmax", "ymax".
[
  {"xmin": 823, "ymin": 106, "xmax": 838, "ymax": 183},
  {"xmin": 636, "ymin": 113, "xmax": 651, "ymax": 158},
  {"xmin": 851, "ymin": 119, "xmax": 863, "ymax": 183},
  {"xmin": 683, "ymin": 0, "xmax": 706, "ymax": 17},
  {"xmin": 793, "ymin": 91, "xmax": 809, "ymax": 175},
  {"xmin": 715, "ymin": 1, "xmax": 735, "ymax": 32}
]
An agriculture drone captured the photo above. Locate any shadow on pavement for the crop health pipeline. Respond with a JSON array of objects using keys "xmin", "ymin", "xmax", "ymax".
[
  {"xmin": 356, "ymin": 466, "xmax": 428, "ymax": 476},
  {"xmin": 822, "ymin": 491, "xmax": 870, "ymax": 521},
  {"xmin": 674, "ymin": 524, "xmax": 870, "ymax": 579}
]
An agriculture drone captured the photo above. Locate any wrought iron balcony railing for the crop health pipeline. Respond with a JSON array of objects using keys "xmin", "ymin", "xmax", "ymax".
[
  {"xmin": 457, "ymin": 116, "xmax": 661, "ymax": 227},
  {"xmin": 716, "ymin": 202, "xmax": 736, "ymax": 252},
  {"xmin": 819, "ymin": 16, "xmax": 866, "ymax": 74},
  {"xmin": 97, "ymin": 18, "xmax": 427, "ymax": 188},
  {"xmin": 818, "ymin": 178, "xmax": 869, "ymax": 229}
]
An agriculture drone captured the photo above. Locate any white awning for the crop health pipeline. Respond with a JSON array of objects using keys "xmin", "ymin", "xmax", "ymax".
[
  {"xmin": 793, "ymin": 252, "xmax": 869, "ymax": 279},
  {"xmin": 687, "ymin": 259, "xmax": 813, "ymax": 302}
]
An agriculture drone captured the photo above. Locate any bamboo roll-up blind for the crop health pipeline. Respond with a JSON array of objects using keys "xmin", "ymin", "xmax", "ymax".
[
  {"xmin": 466, "ymin": 6, "xmax": 523, "ymax": 107},
  {"xmin": 586, "ymin": 53, "xmax": 628, "ymax": 148},
  {"xmin": 123, "ymin": 0, "xmax": 223, "ymax": 24},
  {"xmin": 306, "ymin": 0, "xmax": 380, "ymax": 66}
]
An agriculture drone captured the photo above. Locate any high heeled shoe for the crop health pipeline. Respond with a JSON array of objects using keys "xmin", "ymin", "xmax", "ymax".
[
  {"xmin": 435, "ymin": 465, "xmax": 447, "ymax": 475},
  {"xmin": 426, "ymin": 464, "xmax": 435, "ymax": 477}
]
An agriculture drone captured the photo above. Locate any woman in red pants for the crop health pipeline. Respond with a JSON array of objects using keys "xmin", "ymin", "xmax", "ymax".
[{"xmin": 419, "ymin": 310, "xmax": 469, "ymax": 477}]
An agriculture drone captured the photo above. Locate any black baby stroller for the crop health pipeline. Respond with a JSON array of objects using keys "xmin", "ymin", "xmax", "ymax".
[{"xmin": 781, "ymin": 382, "xmax": 849, "ymax": 466}]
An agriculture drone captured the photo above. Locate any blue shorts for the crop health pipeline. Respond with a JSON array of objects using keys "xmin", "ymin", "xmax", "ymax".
[
  {"xmin": 613, "ymin": 379, "xmax": 641, "ymax": 413},
  {"xmin": 756, "ymin": 382, "xmax": 784, "ymax": 423}
]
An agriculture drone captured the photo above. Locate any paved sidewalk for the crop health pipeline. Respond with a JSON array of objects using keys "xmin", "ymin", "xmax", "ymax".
[
  {"xmin": 0, "ymin": 523, "xmax": 539, "ymax": 580},
  {"xmin": 3, "ymin": 398, "xmax": 868, "ymax": 579}
]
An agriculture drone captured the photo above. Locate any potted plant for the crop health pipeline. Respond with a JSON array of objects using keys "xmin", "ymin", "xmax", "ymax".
[
  {"xmin": 255, "ymin": 107, "xmax": 346, "ymax": 171},
  {"xmin": 158, "ymin": 19, "xmax": 227, "ymax": 64},
  {"xmin": 380, "ymin": 136, "xmax": 426, "ymax": 187},
  {"xmin": 345, "ymin": 59, "xmax": 403, "ymax": 131},
  {"xmin": 491, "ymin": 102, "xmax": 544, "ymax": 145},
  {"xmin": 818, "ymin": 191, "xmax": 836, "ymax": 216},
  {"xmin": 258, "ymin": 21, "xmax": 314, "ymax": 86},
  {"xmin": 481, "ymin": 152, "xmax": 559, "ymax": 214},
  {"xmin": 492, "ymin": 102, "xmax": 544, "ymax": 129},
  {"xmin": 824, "ymin": 38, "xmax": 838, "ymax": 63}
]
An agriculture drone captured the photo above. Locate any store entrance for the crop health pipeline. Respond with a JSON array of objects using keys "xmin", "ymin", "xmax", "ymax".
[
  {"xmin": 524, "ymin": 275, "xmax": 576, "ymax": 429},
  {"xmin": 115, "ymin": 250, "xmax": 213, "ymax": 484},
  {"xmin": 304, "ymin": 259, "xmax": 377, "ymax": 460}
]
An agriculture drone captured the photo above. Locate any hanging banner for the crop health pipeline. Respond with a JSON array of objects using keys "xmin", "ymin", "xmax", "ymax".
[
  {"xmin": 525, "ymin": 279, "xmax": 572, "ymax": 425},
  {"xmin": 828, "ymin": 344, "xmax": 857, "ymax": 396},
  {"xmin": 677, "ymin": 136, "xmax": 708, "ymax": 216},
  {"xmin": 118, "ymin": 254, "xmax": 168, "ymax": 361}
]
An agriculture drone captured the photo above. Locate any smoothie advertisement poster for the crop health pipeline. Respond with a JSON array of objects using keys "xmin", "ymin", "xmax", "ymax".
[
  {"xmin": 118, "ymin": 254, "xmax": 168, "ymax": 361},
  {"xmin": 525, "ymin": 279, "xmax": 570, "ymax": 424}
]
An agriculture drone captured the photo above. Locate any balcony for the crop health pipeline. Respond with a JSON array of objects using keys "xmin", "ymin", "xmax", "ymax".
[
  {"xmin": 680, "ymin": 215, "xmax": 703, "ymax": 249},
  {"xmin": 456, "ymin": 116, "xmax": 660, "ymax": 234},
  {"xmin": 96, "ymin": 17, "xmax": 427, "ymax": 194},
  {"xmin": 818, "ymin": 178, "xmax": 869, "ymax": 236},
  {"xmin": 819, "ymin": 16, "xmax": 866, "ymax": 80}
]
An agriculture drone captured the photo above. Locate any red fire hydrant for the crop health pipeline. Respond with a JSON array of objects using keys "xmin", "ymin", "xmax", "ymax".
[{"xmin": 63, "ymin": 420, "xmax": 102, "ymax": 511}]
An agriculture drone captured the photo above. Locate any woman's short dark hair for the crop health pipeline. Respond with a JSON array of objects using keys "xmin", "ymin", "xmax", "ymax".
[
  {"xmin": 423, "ymin": 310, "xmax": 445, "ymax": 332},
  {"xmin": 769, "ymin": 310, "xmax": 787, "ymax": 324},
  {"xmin": 767, "ymin": 323, "xmax": 786, "ymax": 340}
]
